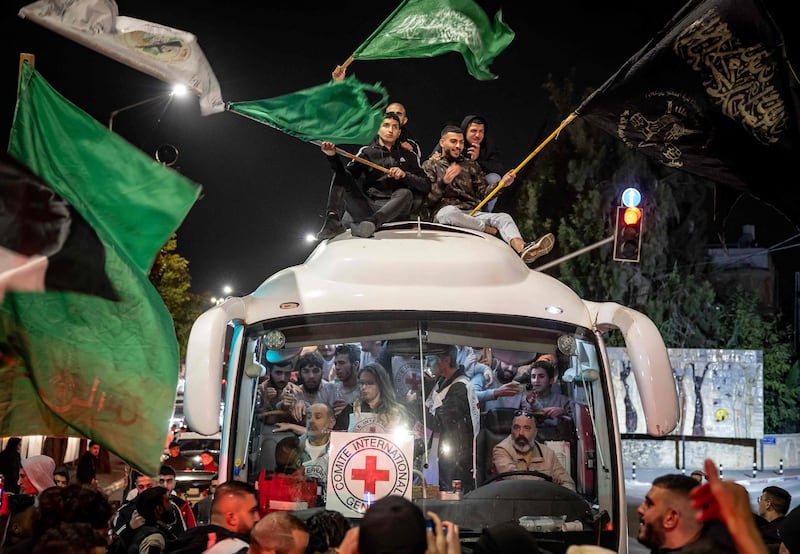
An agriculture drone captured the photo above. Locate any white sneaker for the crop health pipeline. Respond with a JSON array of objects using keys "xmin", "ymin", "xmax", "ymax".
[{"xmin": 520, "ymin": 233, "xmax": 555, "ymax": 264}]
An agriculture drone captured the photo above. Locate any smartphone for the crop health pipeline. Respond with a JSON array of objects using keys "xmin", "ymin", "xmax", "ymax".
[{"xmin": 425, "ymin": 518, "xmax": 448, "ymax": 535}]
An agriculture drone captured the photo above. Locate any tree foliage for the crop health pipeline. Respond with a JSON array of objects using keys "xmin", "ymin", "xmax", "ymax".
[
  {"xmin": 719, "ymin": 291, "xmax": 799, "ymax": 432},
  {"xmin": 148, "ymin": 233, "xmax": 203, "ymax": 358},
  {"xmin": 513, "ymin": 76, "xmax": 798, "ymax": 432}
]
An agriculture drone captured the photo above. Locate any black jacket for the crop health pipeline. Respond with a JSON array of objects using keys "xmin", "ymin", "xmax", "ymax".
[{"xmin": 330, "ymin": 137, "xmax": 429, "ymax": 198}]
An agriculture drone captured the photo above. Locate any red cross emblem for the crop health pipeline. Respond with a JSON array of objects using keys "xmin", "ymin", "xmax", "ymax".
[
  {"xmin": 350, "ymin": 455, "xmax": 390, "ymax": 495},
  {"xmin": 405, "ymin": 372, "xmax": 421, "ymax": 390}
]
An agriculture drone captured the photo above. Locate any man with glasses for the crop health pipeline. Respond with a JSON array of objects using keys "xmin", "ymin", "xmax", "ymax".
[
  {"xmin": 491, "ymin": 410, "xmax": 575, "ymax": 490},
  {"xmin": 755, "ymin": 485, "xmax": 792, "ymax": 548}
]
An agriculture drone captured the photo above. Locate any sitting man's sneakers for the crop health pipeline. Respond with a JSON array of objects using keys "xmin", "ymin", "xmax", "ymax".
[
  {"xmin": 351, "ymin": 220, "xmax": 376, "ymax": 238},
  {"xmin": 317, "ymin": 213, "xmax": 345, "ymax": 240},
  {"xmin": 520, "ymin": 232, "xmax": 555, "ymax": 264}
]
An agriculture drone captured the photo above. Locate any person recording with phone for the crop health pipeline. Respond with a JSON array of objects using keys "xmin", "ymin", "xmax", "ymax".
[{"xmin": 470, "ymin": 355, "xmax": 525, "ymax": 411}]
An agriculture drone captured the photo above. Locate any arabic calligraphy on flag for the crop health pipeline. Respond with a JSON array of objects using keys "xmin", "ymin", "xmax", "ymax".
[
  {"xmin": 352, "ymin": 0, "xmax": 514, "ymax": 80},
  {"xmin": 576, "ymin": 0, "xmax": 800, "ymax": 193}
]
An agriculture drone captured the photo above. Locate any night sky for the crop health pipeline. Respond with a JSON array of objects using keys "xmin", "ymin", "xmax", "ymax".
[{"xmin": 4, "ymin": 0, "xmax": 798, "ymax": 306}]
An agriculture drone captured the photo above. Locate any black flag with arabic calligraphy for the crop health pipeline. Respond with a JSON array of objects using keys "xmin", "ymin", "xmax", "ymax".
[{"xmin": 576, "ymin": 0, "xmax": 800, "ymax": 197}]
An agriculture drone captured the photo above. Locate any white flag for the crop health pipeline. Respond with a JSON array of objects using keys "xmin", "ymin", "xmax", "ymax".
[{"xmin": 19, "ymin": 0, "xmax": 224, "ymax": 115}]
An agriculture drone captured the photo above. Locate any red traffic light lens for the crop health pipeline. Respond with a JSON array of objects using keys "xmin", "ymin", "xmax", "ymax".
[{"xmin": 623, "ymin": 207, "xmax": 642, "ymax": 226}]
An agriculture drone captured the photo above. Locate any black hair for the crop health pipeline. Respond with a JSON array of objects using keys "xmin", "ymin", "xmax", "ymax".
[
  {"xmin": 764, "ymin": 486, "xmax": 792, "ymax": 514},
  {"xmin": 383, "ymin": 112, "xmax": 401, "ymax": 125},
  {"xmin": 274, "ymin": 436, "xmax": 302, "ymax": 472},
  {"xmin": 531, "ymin": 359, "xmax": 556, "ymax": 380},
  {"xmin": 158, "ymin": 465, "xmax": 176, "ymax": 477},
  {"xmin": 296, "ymin": 351, "xmax": 324, "ymax": 372},
  {"xmin": 306, "ymin": 510, "xmax": 351, "ymax": 553},
  {"xmin": 136, "ymin": 486, "xmax": 169, "ymax": 524},
  {"xmin": 335, "ymin": 343, "xmax": 361, "ymax": 364},
  {"xmin": 440, "ymin": 124, "xmax": 464, "ymax": 137},
  {"xmin": 651, "ymin": 473, "xmax": 699, "ymax": 495}
]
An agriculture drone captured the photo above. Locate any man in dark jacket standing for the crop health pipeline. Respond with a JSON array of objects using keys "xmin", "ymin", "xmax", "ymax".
[{"xmin": 76, "ymin": 441, "xmax": 100, "ymax": 486}]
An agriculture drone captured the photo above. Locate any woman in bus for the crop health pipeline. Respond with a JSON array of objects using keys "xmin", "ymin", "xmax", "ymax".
[{"xmin": 341, "ymin": 362, "xmax": 413, "ymax": 433}]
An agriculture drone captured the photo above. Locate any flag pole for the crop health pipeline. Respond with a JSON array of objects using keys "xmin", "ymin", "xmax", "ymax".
[
  {"xmin": 309, "ymin": 140, "xmax": 390, "ymax": 174},
  {"xmin": 340, "ymin": 56, "xmax": 354, "ymax": 71},
  {"xmin": 332, "ymin": 57, "xmax": 354, "ymax": 81},
  {"xmin": 18, "ymin": 53, "xmax": 35, "ymax": 94},
  {"xmin": 469, "ymin": 113, "xmax": 577, "ymax": 215}
]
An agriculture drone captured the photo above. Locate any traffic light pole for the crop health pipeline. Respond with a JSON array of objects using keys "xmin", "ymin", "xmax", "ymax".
[{"xmin": 533, "ymin": 236, "xmax": 614, "ymax": 271}]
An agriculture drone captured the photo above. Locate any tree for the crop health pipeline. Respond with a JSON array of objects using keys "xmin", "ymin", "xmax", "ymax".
[
  {"xmin": 718, "ymin": 291, "xmax": 799, "ymax": 432},
  {"xmin": 148, "ymin": 233, "xmax": 203, "ymax": 358}
]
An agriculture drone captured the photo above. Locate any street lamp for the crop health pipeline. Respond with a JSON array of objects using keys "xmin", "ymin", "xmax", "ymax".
[
  {"xmin": 108, "ymin": 83, "xmax": 188, "ymax": 131},
  {"xmin": 211, "ymin": 285, "xmax": 235, "ymax": 306}
]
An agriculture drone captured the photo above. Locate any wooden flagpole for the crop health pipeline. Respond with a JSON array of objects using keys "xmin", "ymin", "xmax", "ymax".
[
  {"xmin": 18, "ymin": 53, "xmax": 35, "ymax": 93},
  {"xmin": 469, "ymin": 113, "xmax": 577, "ymax": 215},
  {"xmin": 332, "ymin": 57, "xmax": 355, "ymax": 81},
  {"xmin": 309, "ymin": 140, "xmax": 390, "ymax": 174}
]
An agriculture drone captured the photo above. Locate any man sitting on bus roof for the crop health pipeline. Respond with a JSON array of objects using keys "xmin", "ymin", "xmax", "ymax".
[
  {"xmin": 491, "ymin": 409, "xmax": 575, "ymax": 490},
  {"xmin": 422, "ymin": 124, "xmax": 555, "ymax": 265}
]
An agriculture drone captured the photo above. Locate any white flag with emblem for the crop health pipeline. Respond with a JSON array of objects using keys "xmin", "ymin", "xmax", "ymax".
[
  {"xmin": 326, "ymin": 432, "xmax": 415, "ymax": 518},
  {"xmin": 18, "ymin": 0, "xmax": 224, "ymax": 115}
]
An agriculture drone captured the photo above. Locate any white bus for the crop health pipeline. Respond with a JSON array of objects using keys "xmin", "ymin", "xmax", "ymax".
[{"xmin": 184, "ymin": 221, "xmax": 678, "ymax": 553}]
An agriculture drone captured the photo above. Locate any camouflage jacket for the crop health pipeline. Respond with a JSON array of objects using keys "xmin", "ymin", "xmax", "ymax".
[{"xmin": 422, "ymin": 156, "xmax": 493, "ymax": 217}]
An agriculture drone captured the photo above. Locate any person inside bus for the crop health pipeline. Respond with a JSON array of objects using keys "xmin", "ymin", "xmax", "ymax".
[
  {"xmin": 258, "ymin": 358, "xmax": 296, "ymax": 413},
  {"xmin": 273, "ymin": 403, "xmax": 335, "ymax": 493},
  {"xmin": 520, "ymin": 358, "xmax": 574, "ymax": 427},
  {"xmin": 331, "ymin": 344, "xmax": 362, "ymax": 415},
  {"xmin": 315, "ymin": 112, "xmax": 430, "ymax": 240},
  {"xmin": 282, "ymin": 351, "xmax": 336, "ymax": 423},
  {"xmin": 471, "ymin": 353, "xmax": 525, "ymax": 412},
  {"xmin": 316, "ymin": 344, "xmax": 337, "ymax": 381},
  {"xmin": 425, "ymin": 346, "xmax": 480, "ymax": 494},
  {"xmin": 491, "ymin": 410, "xmax": 575, "ymax": 490},
  {"xmin": 336, "ymin": 362, "xmax": 413, "ymax": 434},
  {"xmin": 422, "ymin": 125, "xmax": 555, "ymax": 265}
]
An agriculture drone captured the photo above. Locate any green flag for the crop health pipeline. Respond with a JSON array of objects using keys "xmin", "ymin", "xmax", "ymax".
[
  {"xmin": 351, "ymin": 0, "xmax": 515, "ymax": 80},
  {"xmin": 0, "ymin": 62, "xmax": 201, "ymax": 475},
  {"xmin": 228, "ymin": 76, "xmax": 389, "ymax": 145}
]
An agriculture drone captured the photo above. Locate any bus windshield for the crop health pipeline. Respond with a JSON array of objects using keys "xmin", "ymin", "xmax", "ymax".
[{"xmin": 226, "ymin": 312, "xmax": 623, "ymax": 552}]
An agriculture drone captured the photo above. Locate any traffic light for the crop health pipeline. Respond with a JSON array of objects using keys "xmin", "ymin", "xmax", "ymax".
[{"xmin": 613, "ymin": 206, "xmax": 643, "ymax": 262}]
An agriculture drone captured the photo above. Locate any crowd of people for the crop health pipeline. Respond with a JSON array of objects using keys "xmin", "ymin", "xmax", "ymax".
[
  {"xmin": 250, "ymin": 342, "xmax": 577, "ymax": 498},
  {"xmin": 3, "ymin": 435, "xmax": 800, "ymax": 553},
  {"xmin": 314, "ymin": 97, "xmax": 555, "ymax": 267}
]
